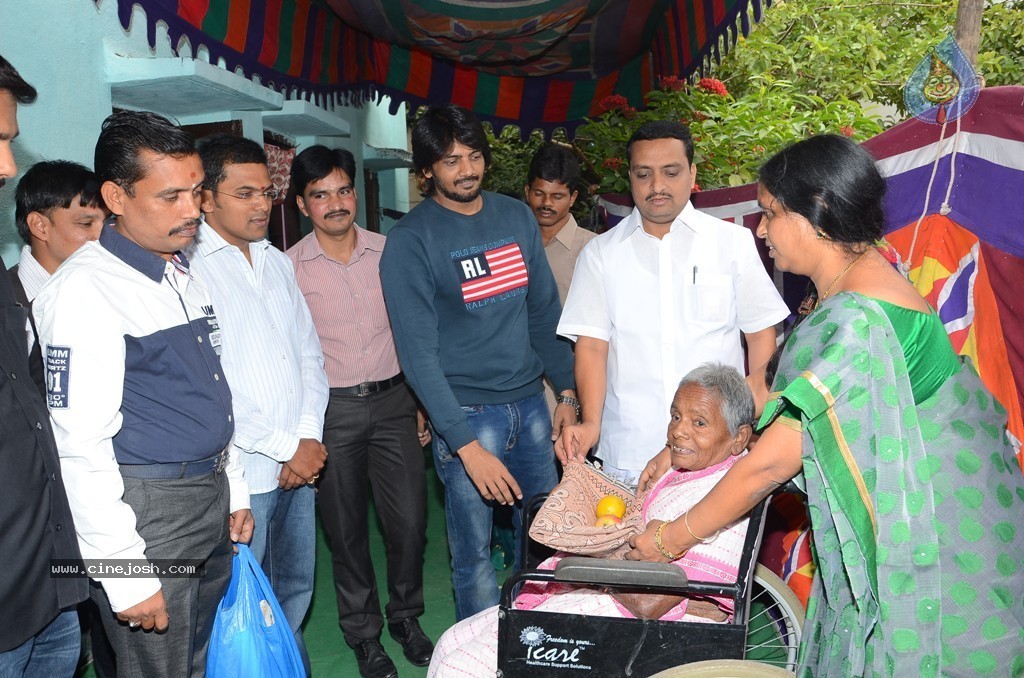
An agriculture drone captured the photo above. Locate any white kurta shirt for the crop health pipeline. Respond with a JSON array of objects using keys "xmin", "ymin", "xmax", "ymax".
[
  {"xmin": 187, "ymin": 222, "xmax": 328, "ymax": 494},
  {"xmin": 557, "ymin": 202, "xmax": 789, "ymax": 474}
]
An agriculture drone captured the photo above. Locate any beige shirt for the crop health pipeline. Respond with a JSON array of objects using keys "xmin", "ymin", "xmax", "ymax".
[
  {"xmin": 543, "ymin": 214, "xmax": 597, "ymax": 306},
  {"xmin": 542, "ymin": 215, "xmax": 595, "ymax": 413}
]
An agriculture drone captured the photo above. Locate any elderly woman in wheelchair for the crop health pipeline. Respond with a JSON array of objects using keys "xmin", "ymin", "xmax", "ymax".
[{"xmin": 428, "ymin": 363, "xmax": 756, "ymax": 676}]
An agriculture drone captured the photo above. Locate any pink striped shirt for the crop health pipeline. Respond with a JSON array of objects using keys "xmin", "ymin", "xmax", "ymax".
[{"xmin": 286, "ymin": 227, "xmax": 401, "ymax": 388}]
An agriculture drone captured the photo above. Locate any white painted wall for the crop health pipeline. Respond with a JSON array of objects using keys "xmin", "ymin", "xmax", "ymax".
[
  {"xmin": 0, "ymin": 0, "xmax": 410, "ymax": 263},
  {"xmin": 365, "ymin": 95, "xmax": 410, "ymax": 234},
  {"xmin": 0, "ymin": 0, "xmax": 169, "ymax": 262}
]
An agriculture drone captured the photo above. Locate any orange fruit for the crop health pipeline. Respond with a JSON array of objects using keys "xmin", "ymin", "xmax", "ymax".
[
  {"xmin": 595, "ymin": 494, "xmax": 627, "ymax": 519},
  {"xmin": 594, "ymin": 514, "xmax": 622, "ymax": 528}
]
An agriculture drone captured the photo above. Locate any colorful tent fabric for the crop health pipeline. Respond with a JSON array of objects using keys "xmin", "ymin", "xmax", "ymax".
[
  {"xmin": 107, "ymin": 0, "xmax": 771, "ymax": 134},
  {"xmin": 680, "ymin": 86, "xmax": 1024, "ymax": 608},
  {"xmin": 680, "ymin": 86, "xmax": 1024, "ymax": 467},
  {"xmin": 865, "ymin": 86, "xmax": 1024, "ymax": 466}
]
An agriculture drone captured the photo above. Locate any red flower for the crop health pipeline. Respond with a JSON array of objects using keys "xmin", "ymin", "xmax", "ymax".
[
  {"xmin": 840, "ymin": 125, "xmax": 855, "ymax": 138},
  {"xmin": 598, "ymin": 94, "xmax": 630, "ymax": 114},
  {"xmin": 602, "ymin": 157, "xmax": 624, "ymax": 171},
  {"xmin": 659, "ymin": 75, "xmax": 686, "ymax": 92},
  {"xmin": 696, "ymin": 77, "xmax": 728, "ymax": 97},
  {"xmin": 692, "ymin": 182, "xmax": 702, "ymax": 193},
  {"xmin": 693, "ymin": 111, "xmax": 710, "ymax": 121}
]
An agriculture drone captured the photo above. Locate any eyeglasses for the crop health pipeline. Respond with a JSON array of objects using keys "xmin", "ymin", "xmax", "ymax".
[{"xmin": 211, "ymin": 188, "xmax": 281, "ymax": 204}]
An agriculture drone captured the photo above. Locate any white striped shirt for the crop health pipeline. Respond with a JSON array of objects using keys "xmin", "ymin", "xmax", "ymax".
[
  {"xmin": 188, "ymin": 221, "xmax": 329, "ymax": 494},
  {"xmin": 16, "ymin": 244, "xmax": 49, "ymax": 300},
  {"xmin": 17, "ymin": 245, "xmax": 50, "ymax": 351}
]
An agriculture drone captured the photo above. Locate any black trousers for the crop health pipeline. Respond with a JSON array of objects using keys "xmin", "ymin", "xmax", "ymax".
[{"xmin": 318, "ymin": 383, "xmax": 427, "ymax": 644}]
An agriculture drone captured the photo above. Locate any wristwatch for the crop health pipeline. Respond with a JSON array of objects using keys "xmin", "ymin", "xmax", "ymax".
[{"xmin": 556, "ymin": 394, "xmax": 581, "ymax": 417}]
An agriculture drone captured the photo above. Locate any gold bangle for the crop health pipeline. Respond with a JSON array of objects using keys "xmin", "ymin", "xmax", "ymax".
[
  {"xmin": 683, "ymin": 511, "xmax": 718, "ymax": 544},
  {"xmin": 654, "ymin": 522, "xmax": 684, "ymax": 561}
]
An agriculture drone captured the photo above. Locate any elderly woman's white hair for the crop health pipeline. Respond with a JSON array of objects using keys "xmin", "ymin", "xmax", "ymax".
[{"xmin": 677, "ymin": 363, "xmax": 755, "ymax": 436}]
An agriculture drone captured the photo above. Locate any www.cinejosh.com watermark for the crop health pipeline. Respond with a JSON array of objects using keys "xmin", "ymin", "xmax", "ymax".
[{"xmin": 50, "ymin": 560, "xmax": 205, "ymax": 578}]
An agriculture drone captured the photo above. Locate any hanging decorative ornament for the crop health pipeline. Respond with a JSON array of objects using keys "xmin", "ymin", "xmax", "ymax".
[
  {"xmin": 898, "ymin": 35, "xmax": 982, "ymax": 279},
  {"xmin": 924, "ymin": 52, "xmax": 960, "ymax": 123},
  {"xmin": 904, "ymin": 35, "xmax": 980, "ymax": 124}
]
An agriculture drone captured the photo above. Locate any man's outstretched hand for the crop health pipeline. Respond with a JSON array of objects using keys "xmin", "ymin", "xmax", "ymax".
[{"xmin": 554, "ymin": 421, "xmax": 599, "ymax": 466}]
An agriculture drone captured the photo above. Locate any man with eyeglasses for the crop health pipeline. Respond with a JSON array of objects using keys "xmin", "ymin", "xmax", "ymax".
[{"xmin": 186, "ymin": 134, "xmax": 328, "ymax": 674}]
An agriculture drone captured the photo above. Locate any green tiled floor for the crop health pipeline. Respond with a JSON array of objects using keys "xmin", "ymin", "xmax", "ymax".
[
  {"xmin": 79, "ymin": 449, "xmax": 511, "ymax": 677},
  {"xmin": 306, "ymin": 455, "xmax": 461, "ymax": 677}
]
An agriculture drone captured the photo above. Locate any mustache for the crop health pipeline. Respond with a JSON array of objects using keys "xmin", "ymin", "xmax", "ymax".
[
  {"xmin": 325, "ymin": 209, "xmax": 351, "ymax": 219},
  {"xmin": 455, "ymin": 176, "xmax": 480, "ymax": 186},
  {"xmin": 168, "ymin": 218, "xmax": 201, "ymax": 236},
  {"xmin": 645, "ymin": 192, "xmax": 672, "ymax": 201}
]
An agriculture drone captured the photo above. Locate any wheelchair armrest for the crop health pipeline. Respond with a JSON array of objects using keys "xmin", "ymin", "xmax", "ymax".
[{"xmin": 553, "ymin": 556, "xmax": 689, "ymax": 588}]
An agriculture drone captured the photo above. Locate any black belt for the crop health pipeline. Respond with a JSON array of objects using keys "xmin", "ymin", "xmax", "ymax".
[
  {"xmin": 330, "ymin": 373, "xmax": 404, "ymax": 397},
  {"xmin": 118, "ymin": 449, "xmax": 228, "ymax": 480}
]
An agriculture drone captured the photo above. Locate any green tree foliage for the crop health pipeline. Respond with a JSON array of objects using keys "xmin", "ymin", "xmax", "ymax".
[
  {"xmin": 575, "ymin": 78, "xmax": 884, "ymax": 193},
  {"xmin": 715, "ymin": 0, "xmax": 1024, "ymax": 116},
  {"xmin": 486, "ymin": 0, "xmax": 1023, "ymax": 194},
  {"xmin": 974, "ymin": 1, "xmax": 1024, "ymax": 83},
  {"xmin": 481, "ymin": 125, "xmax": 546, "ymax": 198}
]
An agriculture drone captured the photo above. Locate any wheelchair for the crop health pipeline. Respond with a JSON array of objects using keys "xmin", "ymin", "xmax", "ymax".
[{"xmin": 495, "ymin": 490, "xmax": 805, "ymax": 677}]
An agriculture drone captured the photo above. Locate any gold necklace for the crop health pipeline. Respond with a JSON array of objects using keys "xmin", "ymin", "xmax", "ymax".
[{"xmin": 817, "ymin": 249, "xmax": 870, "ymax": 308}]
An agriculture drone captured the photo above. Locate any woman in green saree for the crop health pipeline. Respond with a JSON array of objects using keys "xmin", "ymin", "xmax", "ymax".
[{"xmin": 626, "ymin": 135, "xmax": 1024, "ymax": 676}]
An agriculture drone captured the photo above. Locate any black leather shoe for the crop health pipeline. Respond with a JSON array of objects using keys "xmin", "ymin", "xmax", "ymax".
[
  {"xmin": 388, "ymin": 617, "xmax": 434, "ymax": 667},
  {"xmin": 352, "ymin": 638, "xmax": 398, "ymax": 678}
]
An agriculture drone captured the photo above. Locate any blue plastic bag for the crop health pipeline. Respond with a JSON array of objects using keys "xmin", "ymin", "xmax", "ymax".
[{"xmin": 207, "ymin": 544, "xmax": 305, "ymax": 678}]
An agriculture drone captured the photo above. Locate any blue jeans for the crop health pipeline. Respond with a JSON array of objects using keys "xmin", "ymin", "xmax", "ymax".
[
  {"xmin": 0, "ymin": 609, "xmax": 79, "ymax": 678},
  {"xmin": 248, "ymin": 484, "xmax": 315, "ymax": 675},
  {"xmin": 432, "ymin": 391, "xmax": 558, "ymax": 620}
]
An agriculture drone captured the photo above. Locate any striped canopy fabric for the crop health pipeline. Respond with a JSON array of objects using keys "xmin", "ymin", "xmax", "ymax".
[
  {"xmin": 867, "ymin": 86, "xmax": 1024, "ymax": 465},
  {"xmin": 688, "ymin": 86, "xmax": 1024, "ymax": 466},
  {"xmin": 701, "ymin": 87, "xmax": 1024, "ymax": 604},
  {"xmin": 108, "ymin": 0, "xmax": 770, "ymax": 134}
]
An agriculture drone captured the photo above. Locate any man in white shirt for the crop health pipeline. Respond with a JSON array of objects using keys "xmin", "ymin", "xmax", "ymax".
[
  {"xmin": 13, "ymin": 160, "xmax": 106, "ymax": 302},
  {"xmin": 10, "ymin": 161, "xmax": 105, "ymax": 382},
  {"xmin": 11, "ymin": 159, "xmax": 112, "ymax": 676},
  {"xmin": 556, "ymin": 120, "xmax": 790, "ymax": 485},
  {"xmin": 188, "ymin": 134, "xmax": 328, "ymax": 674},
  {"xmin": 34, "ymin": 111, "xmax": 253, "ymax": 678}
]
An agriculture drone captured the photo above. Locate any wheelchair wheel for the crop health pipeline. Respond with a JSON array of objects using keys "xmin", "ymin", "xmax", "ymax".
[
  {"xmin": 745, "ymin": 564, "xmax": 804, "ymax": 671},
  {"xmin": 649, "ymin": 658, "xmax": 796, "ymax": 677}
]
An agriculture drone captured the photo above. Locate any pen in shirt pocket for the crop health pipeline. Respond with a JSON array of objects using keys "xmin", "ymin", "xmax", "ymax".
[{"xmin": 692, "ymin": 265, "xmax": 697, "ymax": 284}]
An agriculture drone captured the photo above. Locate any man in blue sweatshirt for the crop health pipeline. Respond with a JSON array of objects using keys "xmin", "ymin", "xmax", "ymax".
[{"xmin": 380, "ymin": 105, "xmax": 578, "ymax": 620}]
